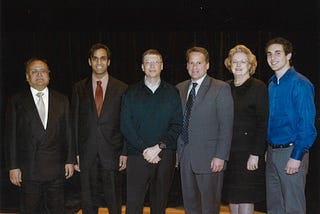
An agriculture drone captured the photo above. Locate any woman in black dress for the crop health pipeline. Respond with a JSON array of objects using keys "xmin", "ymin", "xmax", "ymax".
[{"xmin": 222, "ymin": 45, "xmax": 269, "ymax": 214}]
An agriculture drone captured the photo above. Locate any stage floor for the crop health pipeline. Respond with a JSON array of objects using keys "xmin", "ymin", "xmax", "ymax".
[{"xmin": 77, "ymin": 205, "xmax": 266, "ymax": 214}]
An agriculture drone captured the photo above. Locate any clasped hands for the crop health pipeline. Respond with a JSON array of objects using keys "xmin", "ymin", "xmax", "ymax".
[{"xmin": 143, "ymin": 144, "xmax": 162, "ymax": 164}]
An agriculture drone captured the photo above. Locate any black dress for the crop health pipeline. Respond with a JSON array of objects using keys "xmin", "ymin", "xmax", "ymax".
[{"xmin": 222, "ymin": 77, "xmax": 269, "ymax": 203}]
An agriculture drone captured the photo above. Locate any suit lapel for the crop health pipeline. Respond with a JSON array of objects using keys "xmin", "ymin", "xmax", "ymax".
[
  {"xmin": 21, "ymin": 90, "xmax": 46, "ymax": 141},
  {"xmin": 100, "ymin": 76, "xmax": 115, "ymax": 120},
  {"xmin": 181, "ymin": 80, "xmax": 191, "ymax": 112},
  {"xmin": 46, "ymin": 90, "xmax": 58, "ymax": 131},
  {"xmin": 193, "ymin": 75, "xmax": 210, "ymax": 111},
  {"xmin": 85, "ymin": 77, "xmax": 99, "ymax": 118}
]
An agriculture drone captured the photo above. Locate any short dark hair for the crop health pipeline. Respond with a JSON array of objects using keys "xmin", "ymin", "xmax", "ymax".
[
  {"xmin": 265, "ymin": 37, "xmax": 293, "ymax": 56},
  {"xmin": 265, "ymin": 37, "xmax": 293, "ymax": 64},
  {"xmin": 186, "ymin": 47, "xmax": 209, "ymax": 63},
  {"xmin": 25, "ymin": 57, "xmax": 49, "ymax": 74},
  {"xmin": 88, "ymin": 43, "xmax": 111, "ymax": 59}
]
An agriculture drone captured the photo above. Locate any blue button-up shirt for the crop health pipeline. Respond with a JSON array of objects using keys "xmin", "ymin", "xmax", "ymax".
[{"xmin": 268, "ymin": 67, "xmax": 317, "ymax": 160}]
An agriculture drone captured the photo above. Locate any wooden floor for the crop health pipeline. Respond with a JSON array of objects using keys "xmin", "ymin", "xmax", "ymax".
[{"xmin": 77, "ymin": 205, "xmax": 266, "ymax": 214}]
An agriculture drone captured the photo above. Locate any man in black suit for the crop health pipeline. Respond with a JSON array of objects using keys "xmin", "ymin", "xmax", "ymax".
[
  {"xmin": 71, "ymin": 43, "xmax": 127, "ymax": 214},
  {"xmin": 5, "ymin": 58, "xmax": 75, "ymax": 214}
]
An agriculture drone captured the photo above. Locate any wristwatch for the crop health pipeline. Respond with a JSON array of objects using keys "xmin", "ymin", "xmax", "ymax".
[{"xmin": 158, "ymin": 142, "xmax": 167, "ymax": 149}]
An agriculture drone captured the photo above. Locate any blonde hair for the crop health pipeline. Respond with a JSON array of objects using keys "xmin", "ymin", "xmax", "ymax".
[
  {"xmin": 142, "ymin": 49, "xmax": 163, "ymax": 62},
  {"xmin": 224, "ymin": 45, "xmax": 257, "ymax": 76}
]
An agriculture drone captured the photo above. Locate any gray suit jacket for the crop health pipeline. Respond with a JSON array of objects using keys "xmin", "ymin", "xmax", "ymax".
[{"xmin": 176, "ymin": 75, "xmax": 234, "ymax": 174}]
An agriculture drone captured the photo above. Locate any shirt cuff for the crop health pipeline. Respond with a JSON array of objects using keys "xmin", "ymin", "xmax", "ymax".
[{"xmin": 290, "ymin": 147, "xmax": 306, "ymax": 160}]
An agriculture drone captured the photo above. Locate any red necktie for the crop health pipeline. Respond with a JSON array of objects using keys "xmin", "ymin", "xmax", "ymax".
[{"xmin": 95, "ymin": 81, "xmax": 103, "ymax": 117}]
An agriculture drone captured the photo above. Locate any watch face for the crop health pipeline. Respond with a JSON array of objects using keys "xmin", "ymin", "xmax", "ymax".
[{"xmin": 159, "ymin": 143, "xmax": 166, "ymax": 149}]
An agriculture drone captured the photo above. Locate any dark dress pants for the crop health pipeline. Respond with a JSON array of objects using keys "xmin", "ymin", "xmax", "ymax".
[
  {"xmin": 126, "ymin": 150, "xmax": 175, "ymax": 214},
  {"xmin": 81, "ymin": 156, "xmax": 122, "ymax": 214},
  {"xmin": 21, "ymin": 177, "xmax": 64, "ymax": 214}
]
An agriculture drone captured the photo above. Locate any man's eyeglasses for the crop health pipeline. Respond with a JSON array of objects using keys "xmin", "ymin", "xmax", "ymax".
[
  {"xmin": 144, "ymin": 61, "xmax": 162, "ymax": 66},
  {"xmin": 29, "ymin": 69, "xmax": 49, "ymax": 75}
]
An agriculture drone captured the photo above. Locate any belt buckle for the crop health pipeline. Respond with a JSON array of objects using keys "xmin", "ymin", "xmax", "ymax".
[{"xmin": 269, "ymin": 142, "xmax": 293, "ymax": 149}]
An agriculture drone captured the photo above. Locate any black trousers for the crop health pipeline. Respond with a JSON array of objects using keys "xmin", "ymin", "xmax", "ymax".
[
  {"xmin": 20, "ymin": 177, "xmax": 64, "ymax": 214},
  {"xmin": 80, "ymin": 156, "xmax": 122, "ymax": 214},
  {"xmin": 126, "ymin": 150, "xmax": 176, "ymax": 214}
]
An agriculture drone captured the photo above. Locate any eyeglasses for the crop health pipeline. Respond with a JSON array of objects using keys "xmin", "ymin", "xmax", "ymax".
[
  {"xmin": 144, "ymin": 61, "xmax": 162, "ymax": 66},
  {"xmin": 91, "ymin": 56, "xmax": 108, "ymax": 63},
  {"xmin": 29, "ymin": 69, "xmax": 49, "ymax": 75},
  {"xmin": 231, "ymin": 60, "xmax": 248, "ymax": 65}
]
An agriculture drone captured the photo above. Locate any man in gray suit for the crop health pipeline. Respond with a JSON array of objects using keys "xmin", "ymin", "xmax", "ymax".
[{"xmin": 176, "ymin": 46, "xmax": 234, "ymax": 214}]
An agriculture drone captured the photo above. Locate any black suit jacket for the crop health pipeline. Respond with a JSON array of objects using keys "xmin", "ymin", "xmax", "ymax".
[
  {"xmin": 5, "ymin": 88, "xmax": 75, "ymax": 181},
  {"xmin": 71, "ymin": 75, "xmax": 128, "ymax": 171}
]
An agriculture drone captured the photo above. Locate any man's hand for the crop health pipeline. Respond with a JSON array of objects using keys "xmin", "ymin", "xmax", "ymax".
[
  {"xmin": 9, "ymin": 169, "xmax": 22, "ymax": 187},
  {"xmin": 65, "ymin": 164, "xmax": 74, "ymax": 179},
  {"xmin": 285, "ymin": 158, "xmax": 301, "ymax": 174},
  {"xmin": 210, "ymin": 157, "xmax": 225, "ymax": 172},
  {"xmin": 119, "ymin": 155, "xmax": 127, "ymax": 171},
  {"xmin": 149, "ymin": 155, "xmax": 162, "ymax": 164},
  {"xmin": 74, "ymin": 155, "xmax": 80, "ymax": 172},
  {"xmin": 143, "ymin": 144, "xmax": 162, "ymax": 163},
  {"xmin": 247, "ymin": 154, "xmax": 259, "ymax": 171}
]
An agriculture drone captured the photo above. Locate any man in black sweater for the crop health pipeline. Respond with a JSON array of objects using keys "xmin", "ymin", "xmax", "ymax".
[{"xmin": 120, "ymin": 49, "xmax": 182, "ymax": 214}]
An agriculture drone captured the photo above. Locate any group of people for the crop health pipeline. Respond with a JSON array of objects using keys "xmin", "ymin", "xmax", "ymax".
[{"xmin": 5, "ymin": 37, "xmax": 317, "ymax": 214}]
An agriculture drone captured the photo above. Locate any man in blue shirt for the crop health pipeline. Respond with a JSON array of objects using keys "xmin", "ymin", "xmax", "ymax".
[{"xmin": 265, "ymin": 37, "xmax": 317, "ymax": 214}]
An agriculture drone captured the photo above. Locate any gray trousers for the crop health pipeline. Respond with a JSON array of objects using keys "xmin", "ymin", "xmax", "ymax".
[
  {"xmin": 180, "ymin": 149, "xmax": 224, "ymax": 214},
  {"xmin": 266, "ymin": 145, "xmax": 309, "ymax": 214}
]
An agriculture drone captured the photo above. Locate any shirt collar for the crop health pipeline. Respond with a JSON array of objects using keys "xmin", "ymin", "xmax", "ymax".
[
  {"xmin": 269, "ymin": 67, "xmax": 294, "ymax": 85},
  {"xmin": 92, "ymin": 73, "xmax": 109, "ymax": 86},
  {"xmin": 191, "ymin": 74, "xmax": 206, "ymax": 87},
  {"xmin": 144, "ymin": 76, "xmax": 161, "ymax": 93},
  {"xmin": 30, "ymin": 86, "xmax": 48, "ymax": 96}
]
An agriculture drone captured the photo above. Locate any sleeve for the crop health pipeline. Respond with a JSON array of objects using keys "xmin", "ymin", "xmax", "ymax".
[
  {"xmin": 120, "ymin": 90, "xmax": 147, "ymax": 153},
  {"xmin": 252, "ymin": 81, "xmax": 269, "ymax": 156},
  {"xmin": 215, "ymin": 83, "xmax": 234, "ymax": 161},
  {"xmin": 5, "ymin": 96, "xmax": 18, "ymax": 170},
  {"xmin": 159, "ymin": 89, "xmax": 183, "ymax": 151},
  {"xmin": 290, "ymin": 80, "xmax": 317, "ymax": 160},
  {"xmin": 64, "ymin": 95, "xmax": 76, "ymax": 164},
  {"xmin": 70, "ymin": 84, "xmax": 79, "ymax": 156}
]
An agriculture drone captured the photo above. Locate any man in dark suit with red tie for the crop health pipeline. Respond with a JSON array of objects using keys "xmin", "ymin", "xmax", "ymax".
[
  {"xmin": 5, "ymin": 58, "xmax": 75, "ymax": 214},
  {"xmin": 71, "ymin": 43, "xmax": 128, "ymax": 214}
]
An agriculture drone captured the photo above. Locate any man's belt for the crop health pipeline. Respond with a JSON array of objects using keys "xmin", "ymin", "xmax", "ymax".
[{"xmin": 268, "ymin": 142, "xmax": 294, "ymax": 149}]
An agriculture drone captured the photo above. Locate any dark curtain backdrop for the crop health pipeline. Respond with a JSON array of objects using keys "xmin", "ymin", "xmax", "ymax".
[{"xmin": 1, "ymin": 2, "xmax": 319, "ymax": 213}]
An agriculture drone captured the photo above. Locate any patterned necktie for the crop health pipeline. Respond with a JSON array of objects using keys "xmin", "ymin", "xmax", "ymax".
[
  {"xmin": 95, "ymin": 80, "xmax": 103, "ymax": 117},
  {"xmin": 36, "ymin": 92, "xmax": 46, "ymax": 127},
  {"xmin": 181, "ymin": 82, "xmax": 198, "ymax": 144}
]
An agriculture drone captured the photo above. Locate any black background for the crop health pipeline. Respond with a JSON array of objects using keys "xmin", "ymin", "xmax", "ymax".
[{"xmin": 1, "ymin": 0, "xmax": 319, "ymax": 213}]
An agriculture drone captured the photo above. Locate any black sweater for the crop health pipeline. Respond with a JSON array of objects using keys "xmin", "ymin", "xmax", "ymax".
[{"xmin": 120, "ymin": 80, "xmax": 183, "ymax": 155}]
